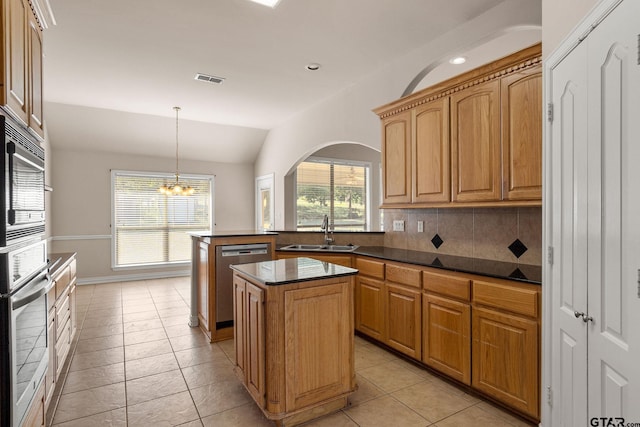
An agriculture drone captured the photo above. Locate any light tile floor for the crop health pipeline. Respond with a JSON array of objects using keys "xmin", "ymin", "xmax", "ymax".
[{"xmin": 51, "ymin": 277, "xmax": 535, "ymax": 427}]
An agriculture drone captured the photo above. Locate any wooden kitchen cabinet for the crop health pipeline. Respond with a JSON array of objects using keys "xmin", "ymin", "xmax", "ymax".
[
  {"xmin": 232, "ymin": 258, "xmax": 356, "ymax": 426},
  {"xmin": 451, "ymin": 79, "xmax": 502, "ymax": 202},
  {"xmin": 385, "ymin": 283, "xmax": 421, "ymax": 359},
  {"xmin": 374, "ymin": 44, "xmax": 542, "ymax": 208},
  {"xmin": 413, "ymin": 97, "xmax": 450, "ymax": 203},
  {"xmin": 472, "ymin": 279, "xmax": 540, "ymax": 419},
  {"xmin": 2, "ymin": 0, "xmax": 45, "ymax": 139},
  {"xmin": 381, "ymin": 111, "xmax": 412, "ymax": 204},
  {"xmin": 44, "ymin": 253, "xmax": 77, "ymax": 421},
  {"xmin": 501, "ymin": 66, "xmax": 542, "ymax": 200},
  {"xmin": 354, "ymin": 256, "xmax": 385, "ymax": 340},
  {"xmin": 23, "ymin": 380, "xmax": 45, "ymax": 427},
  {"xmin": 384, "ymin": 262, "xmax": 422, "ymax": 359},
  {"xmin": 355, "ymin": 275, "xmax": 385, "ymax": 340},
  {"xmin": 422, "ymin": 269, "xmax": 471, "ymax": 385}
]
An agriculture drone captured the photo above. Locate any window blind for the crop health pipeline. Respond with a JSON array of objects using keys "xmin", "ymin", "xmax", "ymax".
[
  {"xmin": 295, "ymin": 159, "xmax": 368, "ymax": 231},
  {"xmin": 112, "ymin": 171, "xmax": 213, "ymax": 268}
]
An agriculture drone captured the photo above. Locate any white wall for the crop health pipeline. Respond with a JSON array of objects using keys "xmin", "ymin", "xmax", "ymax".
[
  {"xmin": 254, "ymin": 0, "xmax": 542, "ymax": 230},
  {"xmin": 542, "ymin": 0, "xmax": 599, "ymax": 57},
  {"xmin": 49, "ymin": 148, "xmax": 254, "ymax": 282}
]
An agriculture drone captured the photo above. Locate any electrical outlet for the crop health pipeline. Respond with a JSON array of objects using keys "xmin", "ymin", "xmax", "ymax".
[
  {"xmin": 393, "ymin": 220, "xmax": 405, "ymax": 232},
  {"xmin": 417, "ymin": 221, "xmax": 424, "ymax": 233}
]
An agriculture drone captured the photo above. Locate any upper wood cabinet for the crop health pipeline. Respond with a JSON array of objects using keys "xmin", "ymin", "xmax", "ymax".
[
  {"xmin": 374, "ymin": 44, "xmax": 542, "ymax": 208},
  {"xmin": 451, "ymin": 79, "xmax": 501, "ymax": 202},
  {"xmin": 413, "ymin": 97, "xmax": 450, "ymax": 203},
  {"xmin": 501, "ymin": 66, "xmax": 542, "ymax": 200},
  {"xmin": 2, "ymin": 0, "xmax": 45, "ymax": 139},
  {"xmin": 381, "ymin": 111, "xmax": 412, "ymax": 204}
]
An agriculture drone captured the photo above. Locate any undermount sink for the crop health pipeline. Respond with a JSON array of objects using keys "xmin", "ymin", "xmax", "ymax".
[{"xmin": 280, "ymin": 244, "xmax": 359, "ymax": 252}]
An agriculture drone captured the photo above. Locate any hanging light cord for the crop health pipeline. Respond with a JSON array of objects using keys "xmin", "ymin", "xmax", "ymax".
[{"xmin": 174, "ymin": 106, "xmax": 181, "ymax": 181}]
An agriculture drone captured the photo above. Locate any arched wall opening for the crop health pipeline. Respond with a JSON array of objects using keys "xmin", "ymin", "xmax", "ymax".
[{"xmin": 283, "ymin": 141, "xmax": 382, "ymax": 231}]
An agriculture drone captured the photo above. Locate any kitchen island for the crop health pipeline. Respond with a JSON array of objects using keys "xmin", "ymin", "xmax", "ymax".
[
  {"xmin": 190, "ymin": 230, "xmax": 277, "ymax": 342},
  {"xmin": 231, "ymin": 257, "xmax": 358, "ymax": 426}
]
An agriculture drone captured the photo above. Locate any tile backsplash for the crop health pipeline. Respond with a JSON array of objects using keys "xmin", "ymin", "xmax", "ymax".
[{"xmin": 383, "ymin": 207, "xmax": 542, "ymax": 266}]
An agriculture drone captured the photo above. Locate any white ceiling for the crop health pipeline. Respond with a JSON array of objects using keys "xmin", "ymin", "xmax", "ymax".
[{"xmin": 43, "ymin": 0, "xmax": 537, "ymax": 163}]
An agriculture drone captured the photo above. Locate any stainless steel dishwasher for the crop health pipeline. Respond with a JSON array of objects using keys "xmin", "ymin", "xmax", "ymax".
[{"xmin": 215, "ymin": 243, "xmax": 272, "ymax": 329}]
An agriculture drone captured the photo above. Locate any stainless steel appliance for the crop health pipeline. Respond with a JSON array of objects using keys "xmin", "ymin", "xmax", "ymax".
[
  {"xmin": 215, "ymin": 243, "xmax": 271, "ymax": 329},
  {"xmin": 0, "ymin": 239, "xmax": 53, "ymax": 427},
  {"xmin": 0, "ymin": 114, "xmax": 46, "ymax": 247}
]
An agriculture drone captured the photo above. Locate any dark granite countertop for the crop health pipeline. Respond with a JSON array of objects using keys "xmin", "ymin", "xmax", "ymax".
[
  {"xmin": 354, "ymin": 246, "xmax": 541, "ymax": 284},
  {"xmin": 275, "ymin": 245, "xmax": 541, "ymax": 285},
  {"xmin": 230, "ymin": 257, "xmax": 358, "ymax": 286},
  {"xmin": 189, "ymin": 230, "xmax": 278, "ymax": 238}
]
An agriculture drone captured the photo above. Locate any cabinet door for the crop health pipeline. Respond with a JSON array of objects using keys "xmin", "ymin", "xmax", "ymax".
[
  {"xmin": 413, "ymin": 97, "xmax": 450, "ymax": 203},
  {"xmin": 233, "ymin": 276, "xmax": 246, "ymax": 378},
  {"xmin": 382, "ymin": 111, "xmax": 412, "ymax": 204},
  {"xmin": 69, "ymin": 283, "xmax": 77, "ymax": 339},
  {"xmin": 196, "ymin": 242, "xmax": 210, "ymax": 335},
  {"xmin": 4, "ymin": 0, "xmax": 29, "ymax": 124},
  {"xmin": 27, "ymin": 11, "xmax": 44, "ymax": 138},
  {"xmin": 284, "ymin": 281, "xmax": 353, "ymax": 411},
  {"xmin": 44, "ymin": 309, "xmax": 56, "ymax": 407},
  {"xmin": 385, "ymin": 283, "xmax": 421, "ymax": 359},
  {"xmin": 422, "ymin": 293, "xmax": 470, "ymax": 385},
  {"xmin": 472, "ymin": 307, "xmax": 539, "ymax": 418},
  {"xmin": 501, "ymin": 66, "xmax": 542, "ymax": 200},
  {"xmin": 355, "ymin": 276, "xmax": 384, "ymax": 340},
  {"xmin": 451, "ymin": 80, "xmax": 501, "ymax": 202},
  {"xmin": 245, "ymin": 282, "xmax": 265, "ymax": 408}
]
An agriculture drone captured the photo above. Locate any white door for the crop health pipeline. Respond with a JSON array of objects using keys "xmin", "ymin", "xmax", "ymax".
[
  {"xmin": 549, "ymin": 39, "xmax": 589, "ymax": 427},
  {"xmin": 586, "ymin": 0, "xmax": 640, "ymax": 421},
  {"xmin": 548, "ymin": 0, "xmax": 640, "ymax": 425}
]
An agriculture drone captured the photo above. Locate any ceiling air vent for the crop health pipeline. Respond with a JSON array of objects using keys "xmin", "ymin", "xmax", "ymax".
[{"xmin": 194, "ymin": 73, "xmax": 225, "ymax": 84}]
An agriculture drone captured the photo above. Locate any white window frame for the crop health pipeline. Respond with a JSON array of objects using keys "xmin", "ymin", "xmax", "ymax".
[
  {"xmin": 110, "ymin": 170, "xmax": 215, "ymax": 270},
  {"xmin": 293, "ymin": 156, "xmax": 371, "ymax": 231}
]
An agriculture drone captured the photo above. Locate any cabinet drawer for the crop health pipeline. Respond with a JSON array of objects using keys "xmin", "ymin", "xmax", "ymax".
[
  {"xmin": 55, "ymin": 322, "xmax": 71, "ymax": 377},
  {"xmin": 473, "ymin": 280, "xmax": 539, "ymax": 318},
  {"xmin": 355, "ymin": 257, "xmax": 384, "ymax": 280},
  {"xmin": 55, "ymin": 266, "xmax": 71, "ymax": 300},
  {"xmin": 422, "ymin": 270, "xmax": 471, "ymax": 301},
  {"xmin": 56, "ymin": 294, "xmax": 70, "ymax": 339},
  {"xmin": 386, "ymin": 263, "xmax": 421, "ymax": 288}
]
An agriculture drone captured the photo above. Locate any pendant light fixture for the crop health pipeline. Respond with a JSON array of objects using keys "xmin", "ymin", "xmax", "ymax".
[{"xmin": 159, "ymin": 106, "xmax": 194, "ymax": 196}]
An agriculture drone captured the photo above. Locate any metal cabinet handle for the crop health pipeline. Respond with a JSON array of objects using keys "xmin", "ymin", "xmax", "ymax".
[{"xmin": 574, "ymin": 311, "xmax": 584, "ymax": 318}]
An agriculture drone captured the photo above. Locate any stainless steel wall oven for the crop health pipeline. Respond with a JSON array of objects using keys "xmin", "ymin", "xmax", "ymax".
[
  {"xmin": 0, "ymin": 114, "xmax": 46, "ymax": 247},
  {"xmin": 0, "ymin": 239, "xmax": 52, "ymax": 427}
]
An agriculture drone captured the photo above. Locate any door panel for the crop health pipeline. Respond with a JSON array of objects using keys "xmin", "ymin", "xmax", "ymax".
[
  {"xmin": 586, "ymin": 0, "xmax": 640, "ymax": 420},
  {"xmin": 550, "ymin": 40, "xmax": 589, "ymax": 427}
]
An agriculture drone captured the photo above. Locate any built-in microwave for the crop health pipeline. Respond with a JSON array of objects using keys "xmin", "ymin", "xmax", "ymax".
[{"xmin": 0, "ymin": 114, "xmax": 45, "ymax": 247}]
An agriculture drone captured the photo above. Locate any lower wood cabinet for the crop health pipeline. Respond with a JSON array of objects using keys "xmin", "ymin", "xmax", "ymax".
[
  {"xmin": 385, "ymin": 283, "xmax": 421, "ymax": 359},
  {"xmin": 353, "ymin": 255, "xmax": 541, "ymax": 422},
  {"xmin": 354, "ymin": 275, "xmax": 384, "ymax": 341},
  {"xmin": 44, "ymin": 253, "xmax": 77, "ymax": 419},
  {"xmin": 472, "ymin": 307, "xmax": 538, "ymax": 417},
  {"xmin": 422, "ymin": 293, "xmax": 471, "ymax": 385},
  {"xmin": 233, "ymin": 270, "xmax": 355, "ymax": 425},
  {"xmin": 22, "ymin": 380, "xmax": 45, "ymax": 427},
  {"xmin": 472, "ymin": 279, "xmax": 540, "ymax": 419}
]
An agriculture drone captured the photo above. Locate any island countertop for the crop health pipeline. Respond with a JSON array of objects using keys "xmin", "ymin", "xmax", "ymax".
[{"xmin": 230, "ymin": 257, "xmax": 358, "ymax": 286}]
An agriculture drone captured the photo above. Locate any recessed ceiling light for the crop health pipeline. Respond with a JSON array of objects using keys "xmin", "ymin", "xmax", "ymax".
[
  {"xmin": 449, "ymin": 56, "xmax": 467, "ymax": 65},
  {"xmin": 249, "ymin": 0, "xmax": 281, "ymax": 7},
  {"xmin": 305, "ymin": 63, "xmax": 321, "ymax": 71}
]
